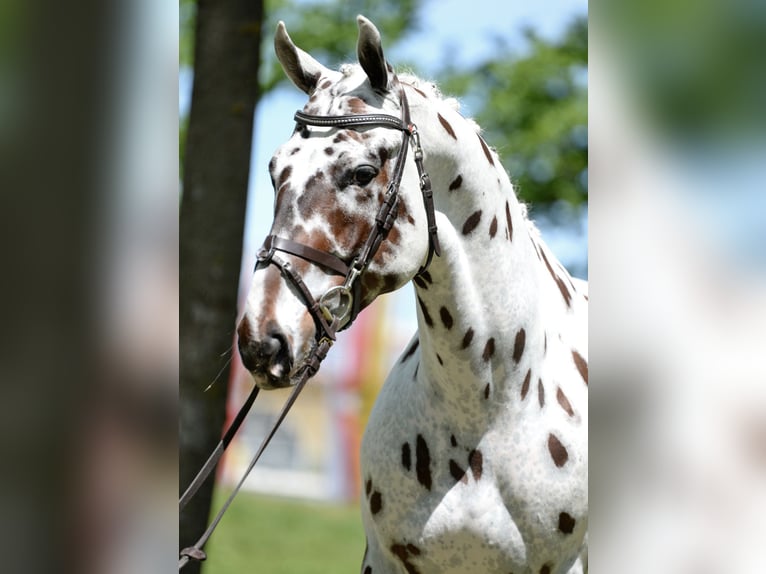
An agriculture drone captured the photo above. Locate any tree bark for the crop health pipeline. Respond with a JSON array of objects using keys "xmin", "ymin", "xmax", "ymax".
[{"xmin": 179, "ymin": 0, "xmax": 263, "ymax": 571}]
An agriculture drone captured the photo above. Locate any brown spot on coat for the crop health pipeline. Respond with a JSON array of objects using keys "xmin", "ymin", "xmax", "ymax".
[
  {"xmin": 370, "ymin": 491, "xmax": 382, "ymax": 514},
  {"xmin": 401, "ymin": 442, "xmax": 411, "ymax": 470},
  {"xmin": 462, "ymin": 210, "xmax": 482, "ymax": 235},
  {"xmin": 420, "ymin": 270, "xmax": 433, "ymax": 284},
  {"xmin": 450, "ymin": 434, "xmax": 457, "ymax": 447},
  {"xmin": 413, "ymin": 275, "xmax": 428, "ymax": 290},
  {"xmin": 482, "ymin": 338, "xmax": 495, "ymax": 361},
  {"xmin": 436, "ymin": 354, "xmax": 443, "ymax": 366},
  {"xmin": 448, "ymin": 175, "xmax": 463, "ymax": 191},
  {"xmin": 478, "ymin": 134, "xmax": 495, "ymax": 166},
  {"xmin": 402, "ymin": 339, "xmax": 419, "ymax": 362},
  {"xmin": 556, "ymin": 387, "xmax": 575, "ymax": 416},
  {"xmin": 415, "ymin": 434, "xmax": 432, "ymax": 490},
  {"xmin": 572, "ymin": 350, "xmax": 588, "ymax": 385},
  {"xmin": 489, "ymin": 215, "xmax": 498, "ymax": 238},
  {"xmin": 505, "ymin": 201, "xmax": 513, "ymax": 241},
  {"xmin": 538, "ymin": 379, "xmax": 545, "ymax": 407},
  {"xmin": 461, "ymin": 328, "xmax": 474, "ymax": 349},
  {"xmin": 484, "ymin": 383, "xmax": 490, "ymax": 399},
  {"xmin": 365, "ymin": 478, "xmax": 372, "ymax": 496},
  {"xmin": 439, "ymin": 306, "xmax": 454, "ymax": 330},
  {"xmin": 558, "ymin": 512, "xmax": 576, "ymax": 534},
  {"xmin": 417, "ymin": 296, "xmax": 434, "ymax": 327},
  {"xmin": 437, "ymin": 113, "xmax": 457, "ymax": 139},
  {"xmin": 364, "ymin": 567, "xmax": 372, "ymax": 574},
  {"xmin": 468, "ymin": 449, "xmax": 483, "ymax": 480},
  {"xmin": 348, "ymin": 96, "xmax": 367, "ymax": 114},
  {"xmin": 520, "ymin": 369, "xmax": 532, "ymax": 400},
  {"xmin": 540, "ymin": 565, "xmax": 551, "ymax": 574},
  {"xmin": 512, "ymin": 328, "xmax": 526, "ymax": 363},
  {"xmin": 548, "ymin": 434, "xmax": 569, "ymax": 467},
  {"xmin": 278, "ymin": 165, "xmax": 292, "ymax": 187},
  {"xmin": 540, "ymin": 248, "xmax": 572, "ymax": 307}
]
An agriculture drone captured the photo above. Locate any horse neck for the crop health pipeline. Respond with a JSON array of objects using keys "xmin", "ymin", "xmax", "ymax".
[{"xmin": 405, "ymin": 89, "xmax": 574, "ymax": 425}]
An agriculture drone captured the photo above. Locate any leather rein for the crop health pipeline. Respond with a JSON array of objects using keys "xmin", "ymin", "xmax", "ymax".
[{"xmin": 179, "ymin": 83, "xmax": 439, "ymax": 570}]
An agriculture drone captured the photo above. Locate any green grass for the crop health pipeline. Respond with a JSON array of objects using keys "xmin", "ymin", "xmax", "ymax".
[{"xmin": 203, "ymin": 490, "xmax": 365, "ymax": 573}]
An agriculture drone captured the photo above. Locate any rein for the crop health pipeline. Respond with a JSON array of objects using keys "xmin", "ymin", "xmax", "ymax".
[{"xmin": 179, "ymin": 82, "xmax": 439, "ymax": 570}]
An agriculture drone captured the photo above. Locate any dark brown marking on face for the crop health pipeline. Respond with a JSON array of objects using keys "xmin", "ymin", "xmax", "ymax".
[
  {"xmin": 540, "ymin": 565, "xmax": 551, "ymax": 574},
  {"xmin": 406, "ymin": 544, "xmax": 421, "ymax": 556},
  {"xmin": 365, "ymin": 478, "xmax": 372, "ymax": 496},
  {"xmin": 538, "ymin": 379, "xmax": 545, "ymax": 408},
  {"xmin": 449, "ymin": 459, "xmax": 467, "ymax": 484},
  {"xmin": 572, "ymin": 350, "xmax": 588, "ymax": 385},
  {"xmin": 364, "ymin": 567, "xmax": 372, "ymax": 574},
  {"xmin": 484, "ymin": 383, "xmax": 490, "ymax": 399},
  {"xmin": 512, "ymin": 328, "xmax": 526, "ymax": 363},
  {"xmin": 556, "ymin": 387, "xmax": 574, "ymax": 416},
  {"xmin": 413, "ymin": 276, "xmax": 428, "ymax": 290},
  {"xmin": 439, "ymin": 306, "xmax": 454, "ymax": 330},
  {"xmin": 278, "ymin": 165, "xmax": 293, "ymax": 187},
  {"xmin": 402, "ymin": 339, "xmax": 419, "ymax": 362},
  {"xmin": 548, "ymin": 434, "xmax": 569, "ymax": 467},
  {"xmin": 415, "ymin": 434, "xmax": 432, "ymax": 490},
  {"xmin": 348, "ymin": 96, "xmax": 367, "ymax": 114},
  {"xmin": 462, "ymin": 210, "xmax": 483, "ymax": 235},
  {"xmin": 558, "ymin": 512, "xmax": 576, "ymax": 534},
  {"xmin": 377, "ymin": 146, "xmax": 390, "ymax": 165},
  {"xmin": 449, "ymin": 175, "xmax": 463, "ymax": 191},
  {"xmin": 411, "ymin": 86, "xmax": 428, "ymax": 98},
  {"xmin": 436, "ymin": 354, "xmax": 443, "ymax": 366},
  {"xmin": 370, "ymin": 491, "xmax": 382, "ymax": 514},
  {"xmin": 289, "ymin": 147, "xmax": 300, "ymax": 156},
  {"xmin": 324, "ymin": 146, "xmax": 334, "ymax": 155},
  {"xmin": 437, "ymin": 113, "xmax": 457, "ymax": 139},
  {"xmin": 319, "ymin": 79, "xmax": 332, "ymax": 90},
  {"xmin": 478, "ymin": 134, "xmax": 495, "ymax": 166},
  {"xmin": 520, "ymin": 368, "xmax": 532, "ymax": 400},
  {"xmin": 401, "ymin": 442, "xmax": 411, "ymax": 471},
  {"xmin": 417, "ymin": 296, "xmax": 434, "ymax": 327},
  {"xmin": 468, "ymin": 449, "xmax": 483, "ymax": 480},
  {"xmin": 489, "ymin": 215, "xmax": 498, "ymax": 238},
  {"xmin": 461, "ymin": 328, "xmax": 474, "ymax": 350},
  {"xmin": 540, "ymin": 248, "xmax": 572, "ymax": 307},
  {"xmin": 482, "ymin": 338, "xmax": 495, "ymax": 362},
  {"xmin": 333, "ymin": 132, "xmax": 348, "ymax": 144},
  {"xmin": 450, "ymin": 434, "xmax": 457, "ymax": 447},
  {"xmin": 505, "ymin": 201, "xmax": 513, "ymax": 242}
]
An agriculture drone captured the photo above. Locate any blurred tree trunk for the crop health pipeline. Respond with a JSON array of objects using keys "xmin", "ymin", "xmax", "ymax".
[{"xmin": 179, "ymin": 0, "xmax": 263, "ymax": 571}]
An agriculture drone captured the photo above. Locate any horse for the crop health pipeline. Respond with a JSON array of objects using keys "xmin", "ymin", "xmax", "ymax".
[{"xmin": 237, "ymin": 15, "xmax": 588, "ymax": 574}]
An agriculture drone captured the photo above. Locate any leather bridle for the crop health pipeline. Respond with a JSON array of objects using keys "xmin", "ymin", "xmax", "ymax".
[
  {"xmin": 257, "ymin": 85, "xmax": 441, "ymax": 345},
  {"xmin": 179, "ymin": 82, "xmax": 439, "ymax": 570}
]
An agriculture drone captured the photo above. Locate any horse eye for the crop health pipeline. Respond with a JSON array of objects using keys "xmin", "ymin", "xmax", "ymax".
[{"xmin": 353, "ymin": 165, "xmax": 378, "ymax": 186}]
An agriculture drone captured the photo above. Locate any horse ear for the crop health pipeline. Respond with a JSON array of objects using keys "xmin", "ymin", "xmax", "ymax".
[
  {"xmin": 356, "ymin": 15, "xmax": 391, "ymax": 92},
  {"xmin": 275, "ymin": 21, "xmax": 327, "ymax": 94}
]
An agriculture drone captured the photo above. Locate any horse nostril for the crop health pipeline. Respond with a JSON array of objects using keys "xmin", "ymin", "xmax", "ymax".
[{"xmin": 237, "ymin": 325, "xmax": 292, "ymax": 381}]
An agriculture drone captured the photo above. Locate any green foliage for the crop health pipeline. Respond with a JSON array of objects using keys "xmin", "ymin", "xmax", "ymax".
[
  {"xmin": 204, "ymin": 491, "xmax": 365, "ymax": 574},
  {"xmin": 440, "ymin": 17, "xmax": 588, "ymax": 207}
]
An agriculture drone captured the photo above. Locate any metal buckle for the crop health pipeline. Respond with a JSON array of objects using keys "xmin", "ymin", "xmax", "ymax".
[{"xmin": 318, "ymin": 263, "xmax": 361, "ymax": 324}]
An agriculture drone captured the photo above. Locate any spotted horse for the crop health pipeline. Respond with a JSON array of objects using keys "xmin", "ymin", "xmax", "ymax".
[{"xmin": 237, "ymin": 15, "xmax": 588, "ymax": 574}]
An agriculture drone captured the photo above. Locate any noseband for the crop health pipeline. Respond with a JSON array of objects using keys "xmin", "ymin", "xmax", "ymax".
[{"xmin": 256, "ymin": 85, "xmax": 441, "ymax": 346}]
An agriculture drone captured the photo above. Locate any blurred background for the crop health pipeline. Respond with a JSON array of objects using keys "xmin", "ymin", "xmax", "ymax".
[{"xmin": 179, "ymin": 0, "xmax": 586, "ymax": 572}]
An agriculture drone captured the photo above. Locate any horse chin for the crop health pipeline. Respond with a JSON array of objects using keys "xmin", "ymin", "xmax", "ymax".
[{"xmin": 250, "ymin": 370, "xmax": 293, "ymax": 390}]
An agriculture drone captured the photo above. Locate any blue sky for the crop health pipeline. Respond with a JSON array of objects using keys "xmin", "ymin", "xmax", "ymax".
[{"xmin": 179, "ymin": 0, "xmax": 588, "ymax": 279}]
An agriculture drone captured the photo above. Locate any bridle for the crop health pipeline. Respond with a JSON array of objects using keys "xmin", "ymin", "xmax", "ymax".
[
  {"xmin": 179, "ymin": 81, "xmax": 439, "ymax": 569},
  {"xmin": 258, "ymin": 85, "xmax": 440, "ymax": 344}
]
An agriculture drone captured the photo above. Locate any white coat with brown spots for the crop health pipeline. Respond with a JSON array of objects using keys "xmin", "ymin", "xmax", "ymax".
[{"xmin": 237, "ymin": 16, "xmax": 588, "ymax": 574}]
